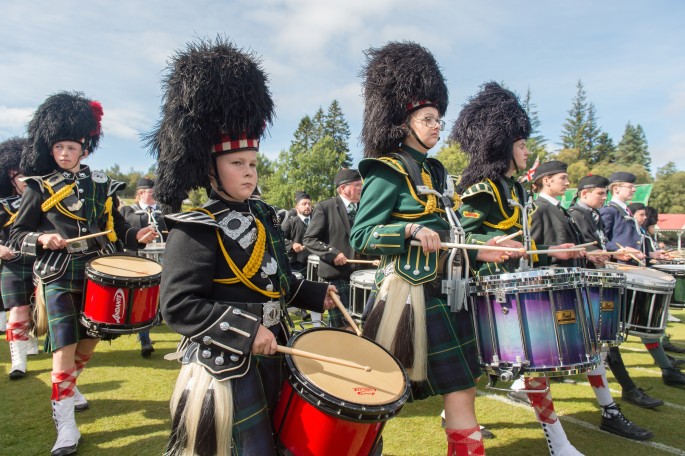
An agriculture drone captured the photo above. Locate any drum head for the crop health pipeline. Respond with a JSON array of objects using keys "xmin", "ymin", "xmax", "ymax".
[
  {"xmin": 653, "ymin": 264, "xmax": 685, "ymax": 275},
  {"xmin": 89, "ymin": 255, "xmax": 163, "ymax": 278},
  {"xmin": 290, "ymin": 329, "xmax": 406, "ymax": 406},
  {"xmin": 351, "ymin": 269, "xmax": 376, "ymax": 286},
  {"xmin": 609, "ymin": 264, "xmax": 675, "ymax": 288}
]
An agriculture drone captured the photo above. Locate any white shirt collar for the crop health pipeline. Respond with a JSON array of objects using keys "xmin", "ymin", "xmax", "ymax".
[
  {"xmin": 339, "ymin": 195, "xmax": 354, "ymax": 211},
  {"xmin": 538, "ymin": 192, "xmax": 560, "ymax": 206}
]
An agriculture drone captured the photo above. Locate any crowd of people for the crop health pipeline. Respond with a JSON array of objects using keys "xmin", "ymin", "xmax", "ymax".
[{"xmin": 1, "ymin": 36, "xmax": 684, "ymax": 456}]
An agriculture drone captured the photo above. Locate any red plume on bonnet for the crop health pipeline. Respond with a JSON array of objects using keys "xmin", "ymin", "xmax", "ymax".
[{"xmin": 89, "ymin": 101, "xmax": 104, "ymax": 136}]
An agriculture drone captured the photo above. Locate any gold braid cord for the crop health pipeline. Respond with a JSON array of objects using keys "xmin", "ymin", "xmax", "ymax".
[
  {"xmin": 104, "ymin": 197, "xmax": 117, "ymax": 242},
  {"xmin": 193, "ymin": 208, "xmax": 280, "ymax": 299},
  {"xmin": 390, "ymin": 167, "xmax": 458, "ymax": 220},
  {"xmin": 482, "ymin": 179, "xmax": 522, "ymax": 230},
  {"xmin": 3, "ymin": 210, "xmax": 17, "ymax": 228}
]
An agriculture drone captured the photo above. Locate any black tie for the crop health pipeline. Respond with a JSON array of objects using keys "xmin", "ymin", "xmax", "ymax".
[
  {"xmin": 591, "ymin": 210, "xmax": 600, "ymax": 225},
  {"xmin": 348, "ymin": 203, "xmax": 357, "ymax": 223},
  {"xmin": 303, "ymin": 217, "xmax": 309, "ymax": 226}
]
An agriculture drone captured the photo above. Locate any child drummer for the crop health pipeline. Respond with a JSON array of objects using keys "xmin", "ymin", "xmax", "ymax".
[
  {"xmin": 9, "ymin": 92, "xmax": 157, "ymax": 456},
  {"xmin": 148, "ymin": 38, "xmax": 335, "ymax": 455}
]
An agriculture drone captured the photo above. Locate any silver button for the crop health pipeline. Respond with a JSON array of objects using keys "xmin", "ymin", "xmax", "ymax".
[
  {"xmin": 404, "ymin": 264, "xmax": 410, "ymax": 270},
  {"xmin": 81, "ymin": 228, "xmax": 88, "ymax": 233},
  {"xmin": 219, "ymin": 322, "xmax": 230, "ymax": 331},
  {"xmin": 201, "ymin": 350, "xmax": 211, "ymax": 359},
  {"xmin": 232, "ymin": 308, "xmax": 242, "ymax": 315},
  {"xmin": 78, "ymin": 188, "xmax": 84, "ymax": 193},
  {"xmin": 261, "ymin": 272, "xmax": 268, "ymax": 278},
  {"xmin": 266, "ymin": 284, "xmax": 274, "ymax": 291},
  {"xmin": 424, "ymin": 266, "xmax": 430, "ymax": 271},
  {"xmin": 413, "ymin": 270, "xmax": 420, "ymax": 276},
  {"xmin": 373, "ymin": 232, "xmax": 379, "ymax": 239},
  {"xmin": 215, "ymin": 356, "xmax": 225, "ymax": 366},
  {"xmin": 202, "ymin": 336, "xmax": 212, "ymax": 345},
  {"xmin": 80, "ymin": 199, "xmax": 85, "ymax": 202},
  {"xmin": 230, "ymin": 355, "xmax": 240, "ymax": 362}
]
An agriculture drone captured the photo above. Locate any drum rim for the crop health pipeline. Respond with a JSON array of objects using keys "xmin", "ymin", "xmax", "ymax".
[
  {"xmin": 283, "ymin": 327, "xmax": 410, "ymax": 421},
  {"xmin": 350, "ymin": 269, "xmax": 376, "ymax": 286},
  {"xmin": 85, "ymin": 254, "xmax": 162, "ymax": 287},
  {"xmin": 470, "ymin": 268, "xmax": 584, "ymax": 294}
]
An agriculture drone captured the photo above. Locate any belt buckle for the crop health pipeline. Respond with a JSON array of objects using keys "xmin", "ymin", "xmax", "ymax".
[
  {"xmin": 66, "ymin": 239, "xmax": 88, "ymax": 254},
  {"xmin": 262, "ymin": 301, "xmax": 282, "ymax": 328}
]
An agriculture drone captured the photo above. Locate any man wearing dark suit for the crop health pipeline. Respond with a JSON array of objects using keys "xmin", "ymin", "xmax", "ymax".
[
  {"xmin": 119, "ymin": 177, "xmax": 167, "ymax": 357},
  {"xmin": 304, "ymin": 169, "xmax": 362, "ymax": 328},
  {"xmin": 281, "ymin": 190, "xmax": 313, "ymax": 274}
]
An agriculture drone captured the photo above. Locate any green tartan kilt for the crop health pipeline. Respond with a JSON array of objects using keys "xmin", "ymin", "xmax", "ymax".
[
  {"xmin": 410, "ymin": 295, "xmax": 483, "ymax": 401},
  {"xmin": 1, "ymin": 255, "xmax": 35, "ymax": 308}
]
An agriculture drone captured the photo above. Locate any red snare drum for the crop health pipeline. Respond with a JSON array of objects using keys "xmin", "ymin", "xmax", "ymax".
[
  {"xmin": 81, "ymin": 255, "xmax": 162, "ymax": 337},
  {"xmin": 273, "ymin": 328, "xmax": 409, "ymax": 456}
]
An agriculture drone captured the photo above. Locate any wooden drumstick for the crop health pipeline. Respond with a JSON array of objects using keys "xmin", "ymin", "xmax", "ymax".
[
  {"xmin": 525, "ymin": 247, "xmax": 586, "ymax": 255},
  {"xmin": 276, "ymin": 345, "xmax": 371, "ymax": 371},
  {"xmin": 139, "ymin": 230, "xmax": 156, "ymax": 242},
  {"xmin": 65, "ymin": 230, "xmax": 112, "ymax": 244},
  {"xmin": 495, "ymin": 230, "xmax": 523, "ymax": 245},
  {"xmin": 409, "ymin": 240, "xmax": 525, "ymax": 253},
  {"xmin": 574, "ymin": 241, "xmax": 598, "ymax": 248},
  {"xmin": 345, "ymin": 259, "xmax": 378, "ymax": 265},
  {"xmin": 616, "ymin": 243, "xmax": 645, "ymax": 266},
  {"xmin": 329, "ymin": 291, "xmax": 363, "ymax": 337}
]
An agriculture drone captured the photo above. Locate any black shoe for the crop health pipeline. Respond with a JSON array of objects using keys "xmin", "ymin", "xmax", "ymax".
[
  {"xmin": 663, "ymin": 367, "xmax": 685, "ymax": 386},
  {"xmin": 141, "ymin": 344, "xmax": 155, "ymax": 358},
  {"xmin": 480, "ymin": 426, "xmax": 495, "ymax": 439},
  {"xmin": 600, "ymin": 404, "xmax": 653, "ymax": 440},
  {"xmin": 507, "ymin": 391, "xmax": 531, "ymax": 406},
  {"xmin": 9, "ymin": 369, "xmax": 25, "ymax": 380},
  {"xmin": 666, "ymin": 354, "xmax": 685, "ymax": 368},
  {"xmin": 622, "ymin": 387, "xmax": 664, "ymax": 408},
  {"xmin": 663, "ymin": 341, "xmax": 685, "ymax": 354}
]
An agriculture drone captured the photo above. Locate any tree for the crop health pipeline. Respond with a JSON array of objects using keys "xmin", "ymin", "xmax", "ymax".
[
  {"xmin": 584, "ymin": 103, "xmax": 603, "ymax": 164},
  {"xmin": 256, "ymin": 152, "xmax": 274, "ymax": 194},
  {"xmin": 522, "ymin": 88, "xmax": 549, "ymax": 167},
  {"xmin": 560, "ymin": 80, "xmax": 590, "ymax": 160},
  {"xmin": 592, "ymin": 132, "xmax": 616, "ymax": 164},
  {"xmin": 435, "ymin": 141, "xmax": 469, "ymax": 178},
  {"xmin": 324, "ymin": 100, "xmax": 352, "ymax": 167},
  {"xmin": 615, "ymin": 122, "xmax": 651, "ymax": 170},
  {"xmin": 651, "ymin": 162, "xmax": 685, "ymax": 213}
]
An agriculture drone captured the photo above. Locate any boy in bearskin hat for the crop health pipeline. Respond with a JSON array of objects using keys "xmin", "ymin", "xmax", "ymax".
[
  {"xmin": 148, "ymin": 37, "xmax": 335, "ymax": 455},
  {"xmin": 529, "ymin": 161, "xmax": 654, "ymax": 441},
  {"xmin": 0, "ymin": 136, "xmax": 39, "ymax": 379},
  {"xmin": 451, "ymin": 82, "xmax": 588, "ymax": 455},
  {"xmin": 350, "ymin": 41, "xmax": 506, "ymax": 455},
  {"xmin": 9, "ymin": 91, "xmax": 158, "ymax": 456}
]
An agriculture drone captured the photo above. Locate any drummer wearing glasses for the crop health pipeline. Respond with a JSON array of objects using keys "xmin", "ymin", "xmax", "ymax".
[{"xmin": 9, "ymin": 92, "xmax": 157, "ymax": 456}]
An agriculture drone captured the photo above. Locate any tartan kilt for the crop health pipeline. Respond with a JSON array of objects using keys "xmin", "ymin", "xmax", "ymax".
[
  {"xmin": 326, "ymin": 278, "xmax": 350, "ymax": 328},
  {"xmin": 1, "ymin": 256, "xmax": 35, "ymax": 308},
  {"xmin": 410, "ymin": 295, "xmax": 483, "ymax": 401},
  {"xmin": 42, "ymin": 256, "xmax": 96, "ymax": 352}
]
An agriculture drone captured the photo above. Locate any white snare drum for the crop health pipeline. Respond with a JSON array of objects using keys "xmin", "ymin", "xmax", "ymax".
[
  {"xmin": 306, "ymin": 254, "xmax": 321, "ymax": 282},
  {"xmin": 350, "ymin": 269, "xmax": 376, "ymax": 317},
  {"xmin": 140, "ymin": 242, "xmax": 165, "ymax": 264}
]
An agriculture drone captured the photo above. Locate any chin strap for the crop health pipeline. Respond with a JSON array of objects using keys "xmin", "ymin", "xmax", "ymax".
[{"xmin": 409, "ymin": 127, "xmax": 432, "ymax": 151}]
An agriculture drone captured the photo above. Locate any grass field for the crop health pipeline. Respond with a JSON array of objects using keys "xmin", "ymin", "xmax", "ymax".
[{"xmin": 2, "ymin": 309, "xmax": 685, "ymax": 455}]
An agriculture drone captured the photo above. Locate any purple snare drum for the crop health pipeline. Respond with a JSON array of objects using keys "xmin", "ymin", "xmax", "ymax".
[
  {"xmin": 471, "ymin": 268, "xmax": 598, "ymax": 379},
  {"xmin": 583, "ymin": 269, "xmax": 626, "ymax": 346}
]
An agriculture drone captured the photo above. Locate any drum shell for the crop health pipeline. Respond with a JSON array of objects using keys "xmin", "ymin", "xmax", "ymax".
[
  {"xmin": 653, "ymin": 264, "xmax": 685, "ymax": 306},
  {"xmin": 623, "ymin": 269, "xmax": 674, "ymax": 336},
  {"xmin": 273, "ymin": 328, "xmax": 409, "ymax": 456},
  {"xmin": 583, "ymin": 269, "xmax": 626, "ymax": 346},
  {"xmin": 306, "ymin": 254, "xmax": 321, "ymax": 283},
  {"xmin": 471, "ymin": 267, "xmax": 598, "ymax": 377},
  {"xmin": 350, "ymin": 269, "xmax": 376, "ymax": 318},
  {"xmin": 81, "ymin": 255, "xmax": 161, "ymax": 335}
]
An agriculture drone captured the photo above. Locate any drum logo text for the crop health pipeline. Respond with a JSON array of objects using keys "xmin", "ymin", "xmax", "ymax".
[
  {"xmin": 113, "ymin": 288, "xmax": 126, "ymax": 323},
  {"xmin": 600, "ymin": 301, "xmax": 614, "ymax": 312},
  {"xmin": 353, "ymin": 387, "xmax": 377, "ymax": 396},
  {"xmin": 555, "ymin": 309, "xmax": 576, "ymax": 325}
]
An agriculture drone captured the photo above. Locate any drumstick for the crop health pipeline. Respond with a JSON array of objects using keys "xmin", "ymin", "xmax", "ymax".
[
  {"xmin": 276, "ymin": 345, "xmax": 371, "ymax": 372},
  {"xmin": 329, "ymin": 291, "xmax": 363, "ymax": 337},
  {"xmin": 574, "ymin": 241, "xmax": 597, "ymax": 248},
  {"xmin": 65, "ymin": 230, "xmax": 112, "ymax": 244},
  {"xmin": 345, "ymin": 259, "xmax": 378, "ymax": 265},
  {"xmin": 139, "ymin": 230, "xmax": 155, "ymax": 242},
  {"xmin": 616, "ymin": 243, "xmax": 645, "ymax": 266},
  {"xmin": 525, "ymin": 247, "xmax": 586, "ymax": 255},
  {"xmin": 409, "ymin": 240, "xmax": 525, "ymax": 253},
  {"xmin": 495, "ymin": 230, "xmax": 523, "ymax": 245}
]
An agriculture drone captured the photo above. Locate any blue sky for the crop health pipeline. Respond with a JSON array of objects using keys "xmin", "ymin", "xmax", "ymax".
[{"xmin": 1, "ymin": 1, "xmax": 684, "ymax": 175}]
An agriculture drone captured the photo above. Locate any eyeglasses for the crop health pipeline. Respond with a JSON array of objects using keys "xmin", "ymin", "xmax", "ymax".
[
  {"xmin": 619, "ymin": 184, "xmax": 636, "ymax": 191},
  {"xmin": 415, "ymin": 117, "xmax": 446, "ymax": 131}
]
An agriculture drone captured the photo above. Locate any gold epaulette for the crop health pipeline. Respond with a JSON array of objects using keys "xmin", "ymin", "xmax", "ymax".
[
  {"xmin": 460, "ymin": 182, "xmax": 496, "ymax": 201},
  {"xmin": 358, "ymin": 157, "xmax": 409, "ymax": 178}
]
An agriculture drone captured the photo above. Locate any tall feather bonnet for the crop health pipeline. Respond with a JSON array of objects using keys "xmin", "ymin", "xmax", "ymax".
[
  {"xmin": 147, "ymin": 37, "xmax": 274, "ymax": 212},
  {"xmin": 0, "ymin": 137, "xmax": 27, "ymax": 198},
  {"xmin": 450, "ymin": 82, "xmax": 530, "ymax": 190},
  {"xmin": 22, "ymin": 91, "xmax": 103, "ymax": 176},
  {"xmin": 360, "ymin": 41, "xmax": 448, "ymax": 158}
]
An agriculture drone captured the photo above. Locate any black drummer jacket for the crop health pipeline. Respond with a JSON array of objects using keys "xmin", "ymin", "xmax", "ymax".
[
  {"xmin": 531, "ymin": 196, "xmax": 585, "ymax": 268},
  {"xmin": 9, "ymin": 166, "xmax": 143, "ymax": 282},
  {"xmin": 161, "ymin": 193, "xmax": 329, "ymax": 381}
]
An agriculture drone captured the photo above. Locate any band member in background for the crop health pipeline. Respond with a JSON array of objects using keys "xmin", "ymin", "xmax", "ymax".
[
  {"xmin": 281, "ymin": 190, "xmax": 312, "ymax": 275},
  {"xmin": 601, "ymin": 172, "xmax": 685, "ymax": 386},
  {"xmin": 0, "ymin": 137, "xmax": 38, "ymax": 379},
  {"xmin": 120, "ymin": 176, "xmax": 167, "ymax": 357},
  {"xmin": 569, "ymin": 175, "xmax": 665, "ymax": 408},
  {"xmin": 350, "ymin": 42, "xmax": 508, "ymax": 455},
  {"xmin": 529, "ymin": 161, "xmax": 652, "ymax": 440},
  {"xmin": 452, "ymin": 82, "xmax": 585, "ymax": 455},
  {"xmin": 10, "ymin": 92, "xmax": 157, "ymax": 456},
  {"xmin": 148, "ymin": 37, "xmax": 335, "ymax": 456},
  {"xmin": 304, "ymin": 169, "xmax": 363, "ymax": 328}
]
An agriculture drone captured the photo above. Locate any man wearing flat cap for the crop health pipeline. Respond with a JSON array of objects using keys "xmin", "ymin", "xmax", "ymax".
[
  {"xmin": 281, "ymin": 190, "xmax": 313, "ymax": 274},
  {"xmin": 304, "ymin": 168, "xmax": 363, "ymax": 327}
]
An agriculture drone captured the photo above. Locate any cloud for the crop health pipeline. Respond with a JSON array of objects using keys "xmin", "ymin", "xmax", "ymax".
[
  {"xmin": 0, "ymin": 106, "xmax": 32, "ymax": 136},
  {"xmin": 102, "ymin": 108, "xmax": 153, "ymax": 141}
]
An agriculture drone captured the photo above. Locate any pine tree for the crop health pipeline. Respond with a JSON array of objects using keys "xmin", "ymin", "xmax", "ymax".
[
  {"xmin": 592, "ymin": 132, "xmax": 616, "ymax": 164},
  {"xmin": 560, "ymin": 80, "xmax": 590, "ymax": 160},
  {"xmin": 324, "ymin": 100, "xmax": 352, "ymax": 167},
  {"xmin": 615, "ymin": 123, "xmax": 651, "ymax": 171},
  {"xmin": 522, "ymin": 88, "xmax": 549, "ymax": 167},
  {"xmin": 584, "ymin": 103, "xmax": 602, "ymax": 164}
]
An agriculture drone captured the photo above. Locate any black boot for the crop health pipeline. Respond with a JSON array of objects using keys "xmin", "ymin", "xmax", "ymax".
[
  {"xmin": 663, "ymin": 340, "xmax": 685, "ymax": 354},
  {"xmin": 662, "ymin": 367, "xmax": 685, "ymax": 386},
  {"xmin": 621, "ymin": 387, "xmax": 664, "ymax": 408},
  {"xmin": 600, "ymin": 404, "xmax": 653, "ymax": 441}
]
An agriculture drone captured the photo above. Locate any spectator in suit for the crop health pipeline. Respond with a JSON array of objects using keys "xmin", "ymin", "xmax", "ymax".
[
  {"xmin": 304, "ymin": 169, "xmax": 362, "ymax": 327},
  {"xmin": 281, "ymin": 191, "xmax": 312, "ymax": 274}
]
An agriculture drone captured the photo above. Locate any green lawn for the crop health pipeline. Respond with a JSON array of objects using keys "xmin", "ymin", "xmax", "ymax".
[{"xmin": 2, "ymin": 309, "xmax": 685, "ymax": 455}]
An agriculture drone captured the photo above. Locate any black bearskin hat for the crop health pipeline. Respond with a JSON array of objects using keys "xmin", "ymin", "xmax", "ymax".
[
  {"xmin": 22, "ymin": 91, "xmax": 103, "ymax": 175},
  {"xmin": 147, "ymin": 36, "xmax": 274, "ymax": 212},
  {"xmin": 0, "ymin": 137, "xmax": 27, "ymax": 198},
  {"xmin": 360, "ymin": 41, "xmax": 448, "ymax": 158},
  {"xmin": 450, "ymin": 82, "xmax": 530, "ymax": 190}
]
